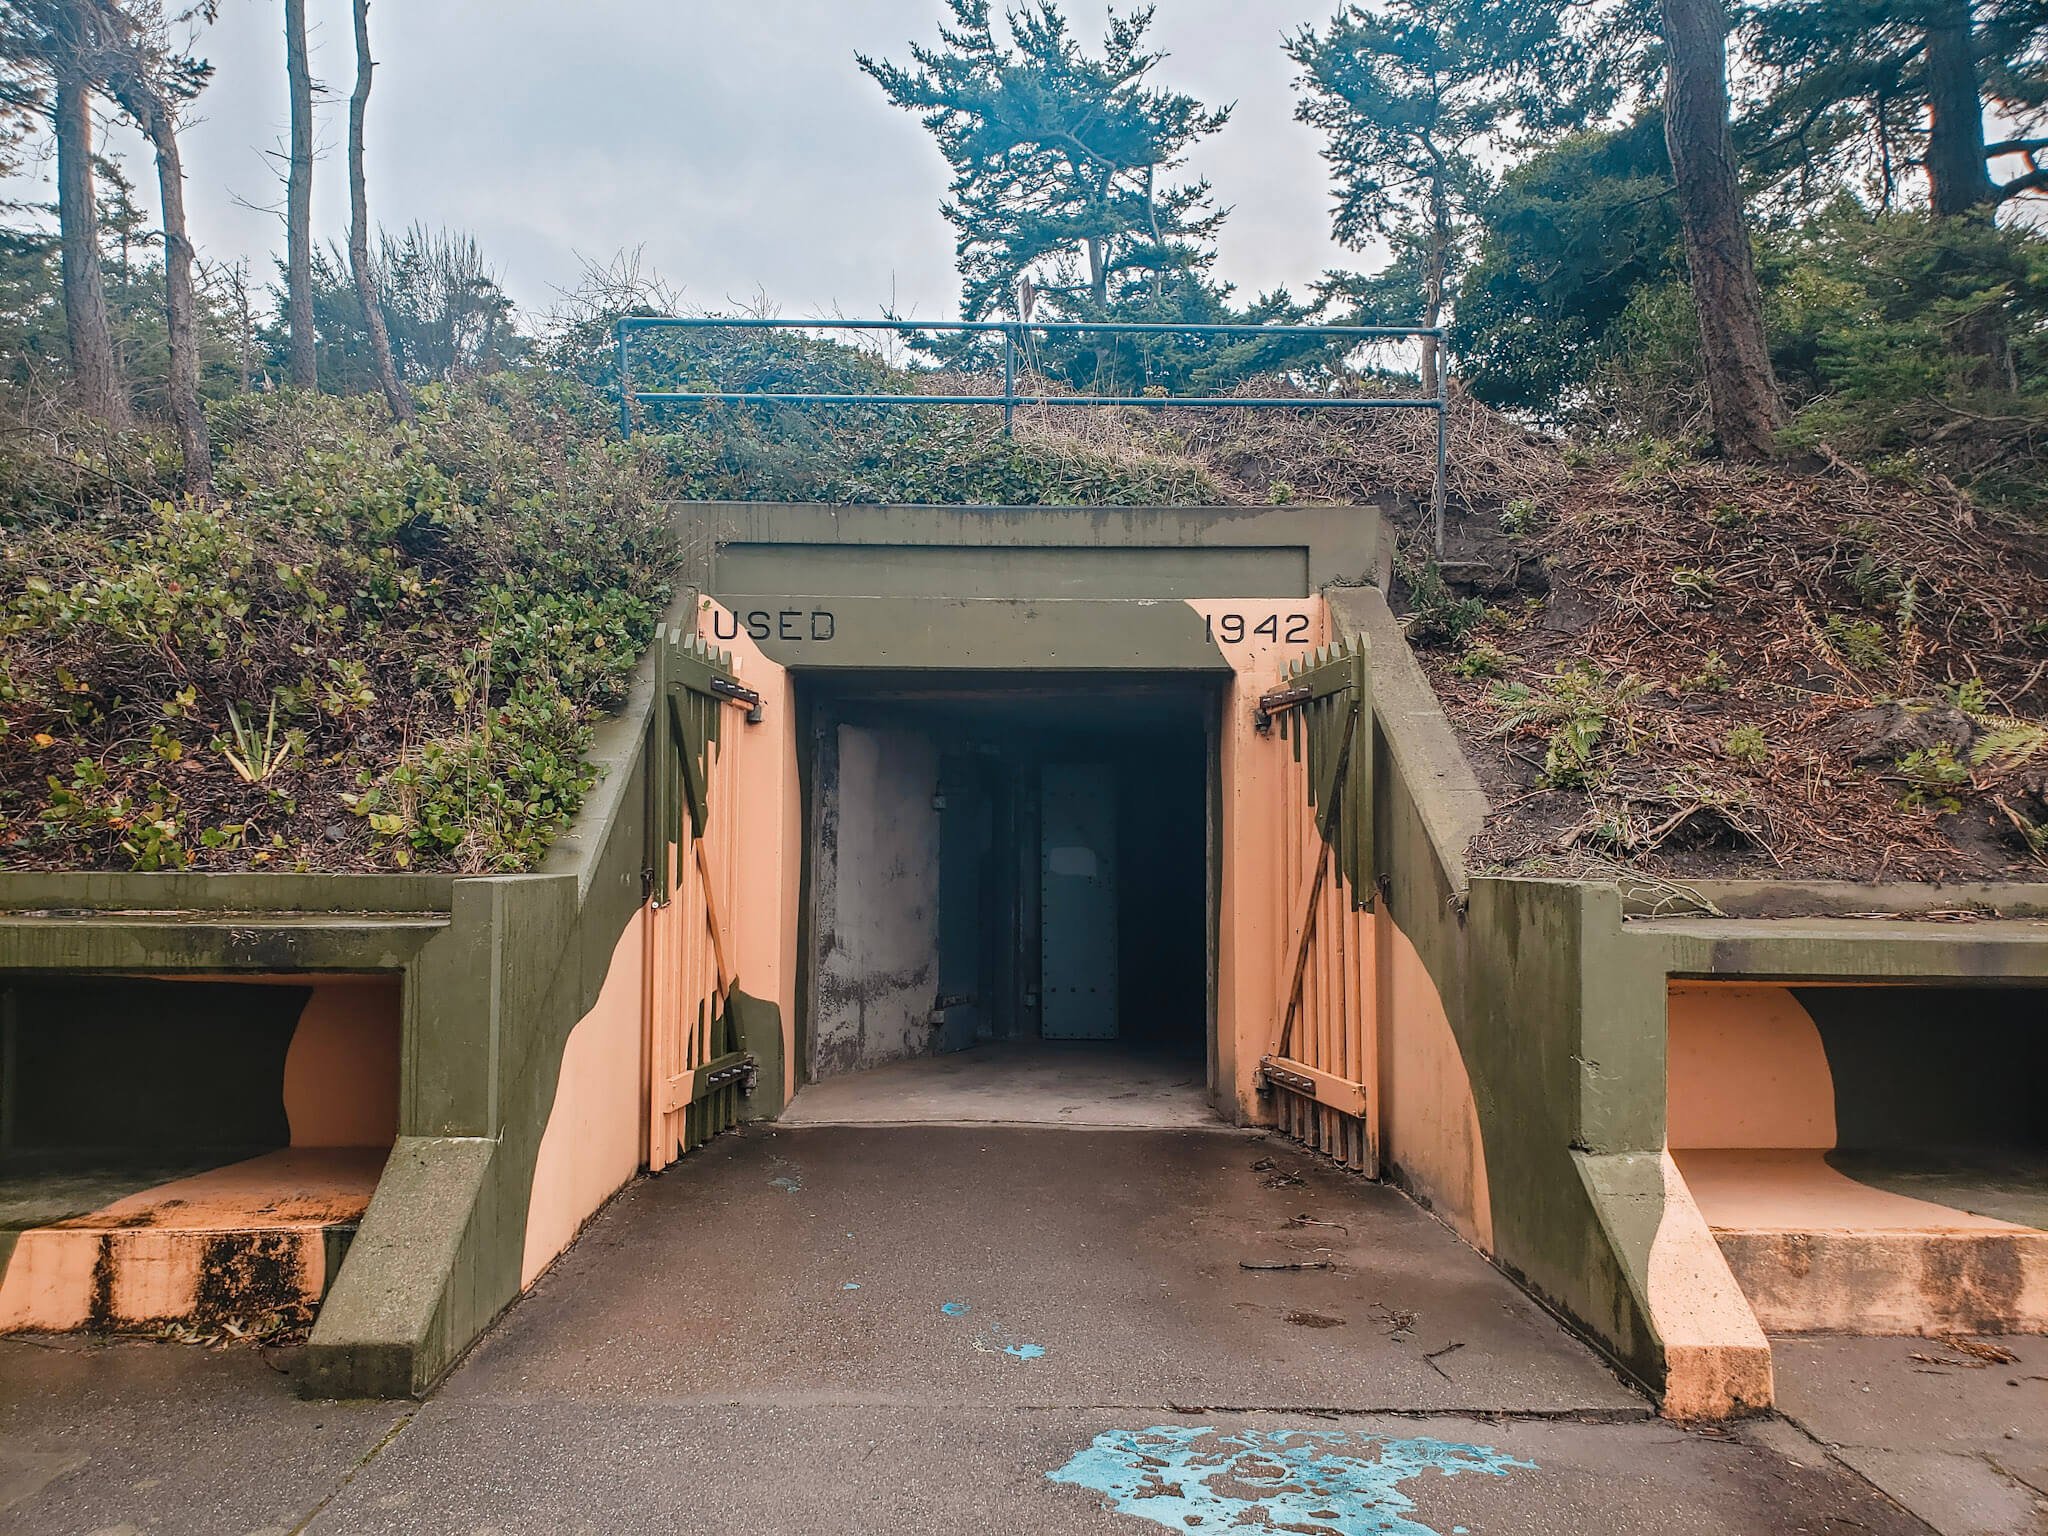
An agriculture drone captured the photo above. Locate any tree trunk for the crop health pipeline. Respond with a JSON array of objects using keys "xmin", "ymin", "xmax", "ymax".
[
  {"xmin": 285, "ymin": 0, "xmax": 317, "ymax": 389},
  {"xmin": 54, "ymin": 62, "xmax": 129, "ymax": 423},
  {"xmin": 1660, "ymin": 0, "xmax": 1782, "ymax": 460},
  {"xmin": 1923, "ymin": 0, "xmax": 1995, "ymax": 216},
  {"xmin": 231, "ymin": 260, "xmax": 252, "ymax": 393},
  {"xmin": 1420, "ymin": 173, "xmax": 1448, "ymax": 396},
  {"xmin": 1918, "ymin": 0, "xmax": 2012, "ymax": 384},
  {"xmin": 348, "ymin": 0, "xmax": 409, "ymax": 419},
  {"xmin": 1084, "ymin": 231, "xmax": 1109, "ymax": 387},
  {"xmin": 1143, "ymin": 164, "xmax": 1164, "ymax": 307},
  {"xmin": 136, "ymin": 91, "xmax": 212, "ymax": 493}
]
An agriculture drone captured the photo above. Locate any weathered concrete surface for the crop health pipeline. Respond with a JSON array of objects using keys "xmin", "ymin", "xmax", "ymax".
[
  {"xmin": 808, "ymin": 723, "xmax": 941, "ymax": 1079},
  {"xmin": 780, "ymin": 1042, "xmax": 1214, "ymax": 1128},
  {"xmin": 1767, "ymin": 1334, "xmax": 2048, "ymax": 1536},
  {"xmin": 441, "ymin": 1126, "xmax": 1642, "ymax": 1413},
  {"xmin": 0, "ymin": 1127, "xmax": 1951, "ymax": 1535},
  {"xmin": 0, "ymin": 1335, "xmax": 408, "ymax": 1535},
  {"xmin": 303, "ymin": 1406, "xmax": 1931, "ymax": 1536}
]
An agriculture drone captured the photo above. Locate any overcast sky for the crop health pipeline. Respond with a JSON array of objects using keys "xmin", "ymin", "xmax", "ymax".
[{"xmin": 6, "ymin": 1, "xmax": 1361, "ymax": 322}]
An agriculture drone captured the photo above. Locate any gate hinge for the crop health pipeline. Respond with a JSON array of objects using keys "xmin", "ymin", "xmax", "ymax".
[
  {"xmin": 661, "ymin": 1051, "xmax": 758, "ymax": 1114},
  {"xmin": 1255, "ymin": 684, "xmax": 1313, "ymax": 733},
  {"xmin": 711, "ymin": 674, "xmax": 765, "ymax": 724},
  {"xmin": 1258, "ymin": 1057, "xmax": 1315, "ymax": 1098}
]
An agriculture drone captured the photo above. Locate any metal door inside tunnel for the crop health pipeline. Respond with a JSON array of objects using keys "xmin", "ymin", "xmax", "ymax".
[
  {"xmin": 1040, "ymin": 763, "xmax": 1118, "ymax": 1040},
  {"xmin": 933, "ymin": 752, "xmax": 993, "ymax": 1054},
  {"xmin": 801, "ymin": 683, "xmax": 1212, "ymax": 1084}
]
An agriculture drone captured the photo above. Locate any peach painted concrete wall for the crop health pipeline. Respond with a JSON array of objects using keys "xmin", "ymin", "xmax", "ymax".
[
  {"xmin": 522, "ymin": 910, "xmax": 647, "ymax": 1289},
  {"xmin": 1190, "ymin": 600, "xmax": 1495, "ymax": 1252},
  {"xmin": 1188, "ymin": 598, "xmax": 1329, "ymax": 1122},
  {"xmin": 1646, "ymin": 1151, "xmax": 1774, "ymax": 1419},
  {"xmin": 283, "ymin": 977, "xmax": 401, "ymax": 1148},
  {"xmin": 1665, "ymin": 983, "xmax": 2048, "ymax": 1336},
  {"xmin": 1378, "ymin": 918, "xmax": 1494, "ymax": 1253},
  {"xmin": 699, "ymin": 599, "xmax": 803, "ymax": 1103},
  {"xmin": 1666, "ymin": 984, "xmax": 1836, "ymax": 1150},
  {"xmin": 0, "ymin": 974, "xmax": 397, "ymax": 1335}
]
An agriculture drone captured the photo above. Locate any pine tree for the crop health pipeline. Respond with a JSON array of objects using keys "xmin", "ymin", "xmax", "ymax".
[
  {"xmin": 79, "ymin": 0, "xmax": 216, "ymax": 491},
  {"xmin": 0, "ymin": 0, "xmax": 129, "ymax": 421},
  {"xmin": 1663, "ymin": 0, "xmax": 1783, "ymax": 458},
  {"xmin": 1289, "ymin": 4, "xmax": 1514, "ymax": 393},
  {"xmin": 859, "ymin": 1, "xmax": 1230, "ymax": 323},
  {"xmin": 1745, "ymin": 0, "xmax": 2048, "ymax": 215}
]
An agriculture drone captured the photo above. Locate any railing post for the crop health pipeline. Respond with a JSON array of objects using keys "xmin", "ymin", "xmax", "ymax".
[
  {"xmin": 612, "ymin": 317, "xmax": 1450, "ymax": 458},
  {"xmin": 1431, "ymin": 335, "xmax": 1449, "ymax": 561},
  {"xmin": 617, "ymin": 319, "xmax": 632, "ymax": 440},
  {"xmin": 1002, "ymin": 325, "xmax": 1016, "ymax": 436}
]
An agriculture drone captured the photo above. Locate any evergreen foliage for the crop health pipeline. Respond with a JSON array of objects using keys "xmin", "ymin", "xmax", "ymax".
[{"xmin": 859, "ymin": 1, "xmax": 1230, "ymax": 322}]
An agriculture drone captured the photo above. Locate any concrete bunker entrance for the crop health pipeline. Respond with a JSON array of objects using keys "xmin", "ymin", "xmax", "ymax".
[
  {"xmin": 797, "ymin": 674, "xmax": 1219, "ymax": 1124},
  {"xmin": 0, "ymin": 973, "xmax": 400, "ymax": 1334},
  {"xmin": 1667, "ymin": 979, "xmax": 2048, "ymax": 1335}
]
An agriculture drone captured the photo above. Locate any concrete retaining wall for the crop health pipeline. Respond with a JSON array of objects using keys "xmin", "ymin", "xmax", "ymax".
[
  {"xmin": 0, "ymin": 590, "xmax": 790, "ymax": 1396},
  {"xmin": 1326, "ymin": 585, "xmax": 2048, "ymax": 1416}
]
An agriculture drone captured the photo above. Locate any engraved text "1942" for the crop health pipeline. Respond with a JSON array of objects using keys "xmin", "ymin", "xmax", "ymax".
[{"xmin": 1205, "ymin": 612, "xmax": 1312, "ymax": 644}]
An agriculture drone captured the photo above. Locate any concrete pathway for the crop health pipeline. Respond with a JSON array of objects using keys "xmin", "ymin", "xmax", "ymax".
[
  {"xmin": 0, "ymin": 1124, "xmax": 2003, "ymax": 1535},
  {"xmin": 778, "ymin": 1041, "xmax": 1214, "ymax": 1129},
  {"xmin": 1765, "ymin": 1334, "xmax": 2048, "ymax": 1535}
]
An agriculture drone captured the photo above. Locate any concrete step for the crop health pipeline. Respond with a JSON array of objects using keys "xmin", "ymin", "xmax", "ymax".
[
  {"xmin": 0, "ymin": 1147, "xmax": 386, "ymax": 1335},
  {"xmin": 1676, "ymin": 1148, "xmax": 2048, "ymax": 1334}
]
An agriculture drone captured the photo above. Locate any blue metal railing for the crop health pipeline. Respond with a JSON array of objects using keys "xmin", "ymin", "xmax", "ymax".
[{"xmin": 615, "ymin": 316, "xmax": 1449, "ymax": 551}]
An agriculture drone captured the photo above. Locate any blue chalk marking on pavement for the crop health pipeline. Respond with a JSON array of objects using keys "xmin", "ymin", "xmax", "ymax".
[
  {"xmin": 940, "ymin": 1301, "xmax": 971, "ymax": 1317},
  {"xmin": 1048, "ymin": 1426, "xmax": 1535, "ymax": 1535},
  {"xmin": 1003, "ymin": 1343, "xmax": 1046, "ymax": 1360}
]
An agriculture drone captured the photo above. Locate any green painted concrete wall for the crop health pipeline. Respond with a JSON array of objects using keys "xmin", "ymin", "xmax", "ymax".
[
  {"xmin": 1331, "ymin": 586, "xmax": 1667, "ymax": 1386},
  {"xmin": 688, "ymin": 500, "xmax": 1385, "ymax": 599},
  {"xmin": 1329, "ymin": 585, "xmax": 2048, "ymax": 1403},
  {"xmin": 4, "ymin": 498, "xmax": 2043, "ymax": 1409},
  {"xmin": 303, "ymin": 594, "xmax": 795, "ymax": 1397}
]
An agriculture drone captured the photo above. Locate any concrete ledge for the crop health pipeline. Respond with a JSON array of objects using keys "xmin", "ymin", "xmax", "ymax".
[
  {"xmin": 1625, "ymin": 879, "xmax": 2048, "ymax": 920},
  {"xmin": 0, "ymin": 872, "xmax": 455, "ymax": 913},
  {"xmin": 0, "ymin": 1148, "xmax": 383, "ymax": 1335},
  {"xmin": 302, "ymin": 1136, "xmax": 496, "ymax": 1399},
  {"xmin": 0, "ymin": 913, "xmax": 445, "ymax": 973},
  {"xmin": 1326, "ymin": 585, "xmax": 1487, "ymax": 895},
  {"xmin": 1718, "ymin": 1228, "xmax": 2048, "ymax": 1334},
  {"xmin": 1634, "ymin": 916, "xmax": 2048, "ymax": 981}
]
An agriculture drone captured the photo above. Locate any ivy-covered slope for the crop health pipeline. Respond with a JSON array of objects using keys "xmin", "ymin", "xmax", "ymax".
[{"xmin": 0, "ymin": 337, "xmax": 1237, "ymax": 874}]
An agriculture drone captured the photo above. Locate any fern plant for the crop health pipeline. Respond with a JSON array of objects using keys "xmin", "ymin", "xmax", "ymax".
[{"xmin": 1489, "ymin": 664, "xmax": 1648, "ymax": 788}]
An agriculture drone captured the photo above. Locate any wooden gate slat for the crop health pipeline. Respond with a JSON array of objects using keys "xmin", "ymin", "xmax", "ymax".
[
  {"xmin": 647, "ymin": 627, "xmax": 757, "ymax": 1171},
  {"xmin": 1261, "ymin": 635, "xmax": 1378, "ymax": 1174}
]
